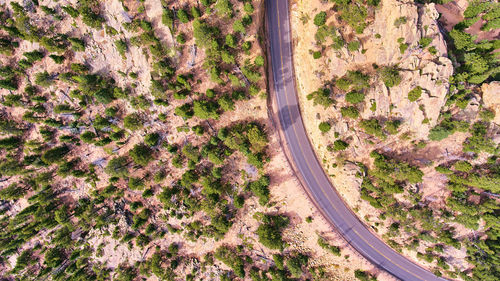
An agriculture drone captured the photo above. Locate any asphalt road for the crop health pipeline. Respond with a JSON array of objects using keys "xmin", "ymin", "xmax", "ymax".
[{"xmin": 266, "ymin": 1, "xmax": 445, "ymax": 280}]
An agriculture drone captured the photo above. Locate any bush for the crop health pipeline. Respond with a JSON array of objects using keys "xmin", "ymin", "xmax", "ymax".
[
  {"xmin": 248, "ymin": 176, "xmax": 270, "ymax": 205},
  {"xmin": 394, "ymin": 16, "xmax": 407, "ymax": 27},
  {"xmin": 313, "ymin": 51, "xmax": 321, "ymax": 59},
  {"xmin": 145, "ymin": 133, "xmax": 160, "ymax": 146},
  {"xmin": 317, "ymin": 236, "xmax": 341, "ymax": 256},
  {"xmin": 35, "ymin": 71, "xmax": 53, "ymax": 87},
  {"xmin": 129, "ymin": 143, "xmax": 154, "ymax": 166},
  {"xmin": 479, "ymin": 109, "xmax": 495, "ymax": 121},
  {"xmin": 287, "ymin": 254, "xmax": 309, "ymax": 278},
  {"xmin": 314, "ymin": 11, "xmax": 327, "ymax": 26},
  {"xmin": 42, "ymin": 146, "xmax": 70, "ymax": 164},
  {"xmin": 333, "ymin": 140, "xmax": 349, "ymax": 151},
  {"xmin": 68, "ymin": 37, "xmax": 85, "ymax": 52},
  {"xmin": 319, "ymin": 121, "xmax": 331, "ymax": 133},
  {"xmin": 214, "ymin": 0, "xmax": 233, "ymax": 18},
  {"xmin": 408, "ymin": 86, "xmax": 422, "ymax": 102},
  {"xmin": 419, "ymin": 37, "xmax": 433, "ymax": 48},
  {"xmin": 454, "ymin": 161, "xmax": 472, "ymax": 172},
  {"xmin": 177, "ymin": 9, "xmax": 190, "ymax": 23},
  {"xmin": 49, "ymin": 54, "xmax": 65, "ymax": 64},
  {"xmin": 256, "ymin": 214, "xmax": 289, "ymax": 250},
  {"xmin": 354, "ymin": 269, "xmax": 376, "ymax": 281},
  {"xmin": 379, "ymin": 66, "xmax": 401, "ymax": 88},
  {"xmin": 340, "ymin": 106, "xmax": 359, "ymax": 118},
  {"xmin": 80, "ymin": 131, "xmax": 96, "ymax": 143},
  {"xmin": 23, "ymin": 50, "xmax": 44, "ymax": 63},
  {"xmin": 307, "ymin": 88, "xmax": 334, "ymax": 108},
  {"xmin": 385, "ymin": 120, "xmax": 401, "ymax": 135},
  {"xmin": 347, "ymin": 41, "xmax": 360, "ymax": 52},
  {"xmin": 360, "ymin": 119, "xmax": 385, "ymax": 138},
  {"xmin": 176, "ymin": 33, "xmax": 186, "ymax": 44},
  {"xmin": 115, "ymin": 39, "xmax": 128, "ymax": 58},
  {"xmin": 345, "ymin": 91, "xmax": 365, "ymax": 104},
  {"xmin": 124, "ymin": 113, "xmax": 144, "ymax": 130}
]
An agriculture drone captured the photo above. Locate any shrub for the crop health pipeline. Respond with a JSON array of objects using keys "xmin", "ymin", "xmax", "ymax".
[
  {"xmin": 80, "ymin": 7, "xmax": 104, "ymax": 29},
  {"xmin": 256, "ymin": 214, "xmax": 289, "ymax": 250},
  {"xmin": 162, "ymin": 8, "xmax": 175, "ymax": 29},
  {"xmin": 347, "ymin": 41, "xmax": 360, "ymax": 52},
  {"xmin": 145, "ymin": 133, "xmax": 160, "ymax": 146},
  {"xmin": 80, "ymin": 131, "xmax": 96, "ymax": 143},
  {"xmin": 249, "ymin": 176, "xmax": 270, "ymax": 205},
  {"xmin": 319, "ymin": 121, "xmax": 331, "ymax": 133},
  {"xmin": 419, "ymin": 37, "xmax": 433, "ymax": 48},
  {"xmin": 317, "ymin": 236, "xmax": 341, "ymax": 256},
  {"xmin": 115, "ymin": 39, "xmax": 128, "ymax": 58},
  {"xmin": 177, "ymin": 9, "xmax": 190, "ymax": 23},
  {"xmin": 354, "ymin": 269, "xmax": 376, "ymax": 281},
  {"xmin": 379, "ymin": 66, "xmax": 401, "ymax": 88},
  {"xmin": 62, "ymin": 6, "xmax": 79, "ymax": 18},
  {"xmin": 42, "ymin": 146, "xmax": 70, "ymax": 164},
  {"xmin": 23, "ymin": 50, "xmax": 44, "ymax": 63},
  {"xmin": 307, "ymin": 88, "xmax": 333, "ymax": 108},
  {"xmin": 408, "ymin": 86, "xmax": 422, "ymax": 102},
  {"xmin": 333, "ymin": 140, "xmax": 349, "ymax": 151},
  {"xmin": 287, "ymin": 254, "xmax": 309, "ymax": 278},
  {"xmin": 385, "ymin": 120, "xmax": 401, "ymax": 135},
  {"xmin": 314, "ymin": 11, "xmax": 327, "ymax": 26},
  {"xmin": 214, "ymin": 0, "xmax": 233, "ymax": 18},
  {"xmin": 345, "ymin": 91, "xmax": 365, "ymax": 104},
  {"xmin": 176, "ymin": 33, "xmax": 186, "ymax": 44},
  {"xmin": 479, "ymin": 109, "xmax": 495, "ymax": 121},
  {"xmin": 124, "ymin": 113, "xmax": 144, "ymax": 130},
  {"xmin": 255, "ymin": 55, "xmax": 265, "ymax": 67},
  {"xmin": 35, "ymin": 71, "xmax": 53, "ymax": 87},
  {"xmin": 129, "ymin": 143, "xmax": 154, "ymax": 166},
  {"xmin": 394, "ymin": 16, "xmax": 407, "ymax": 27},
  {"xmin": 340, "ymin": 106, "xmax": 359, "ymax": 119},
  {"xmin": 49, "ymin": 54, "xmax": 65, "ymax": 64},
  {"xmin": 454, "ymin": 161, "xmax": 472, "ymax": 172},
  {"xmin": 360, "ymin": 119, "xmax": 385, "ymax": 138},
  {"xmin": 191, "ymin": 6, "xmax": 201, "ymax": 18},
  {"xmin": 313, "ymin": 51, "xmax": 321, "ymax": 59},
  {"xmin": 68, "ymin": 37, "xmax": 85, "ymax": 52},
  {"xmin": 244, "ymin": 3, "xmax": 254, "ymax": 14}
]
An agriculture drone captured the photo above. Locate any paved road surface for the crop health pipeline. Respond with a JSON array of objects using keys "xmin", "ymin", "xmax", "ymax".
[{"xmin": 266, "ymin": 1, "xmax": 445, "ymax": 280}]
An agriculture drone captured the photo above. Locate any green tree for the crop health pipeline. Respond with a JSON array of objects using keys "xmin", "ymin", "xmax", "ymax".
[
  {"xmin": 333, "ymin": 140, "xmax": 349, "ymax": 151},
  {"xmin": 319, "ymin": 121, "xmax": 331, "ymax": 133},
  {"xmin": 345, "ymin": 91, "xmax": 365, "ymax": 104},
  {"xmin": 42, "ymin": 146, "xmax": 70, "ymax": 164},
  {"xmin": 124, "ymin": 113, "xmax": 144, "ymax": 130},
  {"xmin": 408, "ymin": 86, "xmax": 422, "ymax": 102},
  {"xmin": 105, "ymin": 156, "xmax": 129, "ymax": 178},
  {"xmin": 129, "ymin": 144, "xmax": 154, "ymax": 166},
  {"xmin": 379, "ymin": 66, "xmax": 401, "ymax": 88},
  {"xmin": 341, "ymin": 106, "xmax": 359, "ymax": 118},
  {"xmin": 215, "ymin": 0, "xmax": 233, "ymax": 18},
  {"xmin": 314, "ymin": 11, "xmax": 327, "ymax": 26},
  {"xmin": 307, "ymin": 88, "xmax": 334, "ymax": 108}
]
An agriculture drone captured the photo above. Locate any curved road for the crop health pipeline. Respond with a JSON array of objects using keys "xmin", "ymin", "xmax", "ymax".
[{"xmin": 266, "ymin": 1, "xmax": 444, "ymax": 280}]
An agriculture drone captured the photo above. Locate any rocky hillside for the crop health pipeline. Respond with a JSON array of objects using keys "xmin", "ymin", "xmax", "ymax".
[{"xmin": 291, "ymin": 0, "xmax": 499, "ymax": 280}]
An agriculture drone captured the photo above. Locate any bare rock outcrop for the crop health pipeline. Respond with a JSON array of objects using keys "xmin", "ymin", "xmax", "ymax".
[{"xmin": 482, "ymin": 81, "xmax": 500, "ymax": 125}]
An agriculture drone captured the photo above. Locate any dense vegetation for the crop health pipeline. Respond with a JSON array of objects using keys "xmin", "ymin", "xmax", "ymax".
[{"xmin": 0, "ymin": 0, "xmax": 320, "ymax": 280}]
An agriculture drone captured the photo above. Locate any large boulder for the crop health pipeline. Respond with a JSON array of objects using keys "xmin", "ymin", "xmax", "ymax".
[{"xmin": 482, "ymin": 82, "xmax": 500, "ymax": 125}]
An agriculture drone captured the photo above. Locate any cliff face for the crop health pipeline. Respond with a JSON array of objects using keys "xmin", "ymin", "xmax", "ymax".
[{"xmin": 323, "ymin": 0, "xmax": 454, "ymax": 139}]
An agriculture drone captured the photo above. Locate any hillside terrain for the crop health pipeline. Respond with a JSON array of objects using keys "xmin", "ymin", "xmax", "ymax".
[
  {"xmin": 291, "ymin": 0, "xmax": 499, "ymax": 280},
  {"xmin": 0, "ymin": 0, "xmax": 390, "ymax": 280},
  {"xmin": 0, "ymin": 0, "xmax": 498, "ymax": 281}
]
